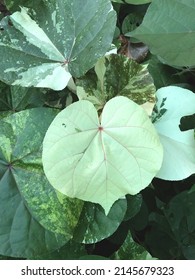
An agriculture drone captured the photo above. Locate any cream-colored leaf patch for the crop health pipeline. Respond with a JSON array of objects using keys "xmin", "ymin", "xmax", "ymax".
[
  {"xmin": 10, "ymin": 7, "xmax": 65, "ymax": 61},
  {"xmin": 12, "ymin": 63, "xmax": 71, "ymax": 90}
]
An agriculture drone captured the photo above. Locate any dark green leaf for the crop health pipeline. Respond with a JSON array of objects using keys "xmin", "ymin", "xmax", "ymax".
[
  {"xmin": 145, "ymin": 186, "xmax": 195, "ymax": 259},
  {"xmin": 34, "ymin": 240, "xmax": 87, "ymax": 260},
  {"xmin": 0, "ymin": 108, "xmax": 83, "ymax": 258},
  {"xmin": 166, "ymin": 196, "xmax": 195, "ymax": 235},
  {"xmin": 73, "ymin": 199, "xmax": 127, "ymax": 244},
  {"xmin": 148, "ymin": 55, "xmax": 182, "ymax": 89},
  {"xmin": 122, "ymin": 13, "xmax": 142, "ymax": 40},
  {"xmin": 179, "ymin": 114, "xmax": 195, "ymax": 131},
  {"xmin": 0, "ymin": 81, "xmax": 45, "ymax": 114},
  {"xmin": 131, "ymin": 0, "xmax": 195, "ymax": 67},
  {"xmin": 145, "ymin": 212, "xmax": 180, "ymax": 259},
  {"xmin": 79, "ymin": 255, "xmax": 109, "ymax": 260},
  {"xmin": 4, "ymin": 0, "xmax": 43, "ymax": 12},
  {"xmin": 123, "ymin": 194, "xmax": 142, "ymax": 221},
  {"xmin": 128, "ymin": 199, "xmax": 148, "ymax": 231},
  {"xmin": 113, "ymin": 231, "xmax": 155, "ymax": 260},
  {"xmin": 0, "ymin": 169, "xmax": 66, "ymax": 258}
]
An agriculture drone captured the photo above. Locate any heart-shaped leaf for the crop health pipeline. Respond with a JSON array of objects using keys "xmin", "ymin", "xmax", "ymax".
[
  {"xmin": 153, "ymin": 86, "xmax": 195, "ymax": 180},
  {"xmin": 0, "ymin": 0, "xmax": 116, "ymax": 90},
  {"xmin": 77, "ymin": 54, "xmax": 156, "ymax": 113},
  {"xmin": 130, "ymin": 0, "xmax": 195, "ymax": 66},
  {"xmin": 42, "ymin": 96, "xmax": 163, "ymax": 214}
]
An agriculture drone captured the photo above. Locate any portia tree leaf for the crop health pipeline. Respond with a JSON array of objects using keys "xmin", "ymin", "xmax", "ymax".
[
  {"xmin": 0, "ymin": 81, "xmax": 46, "ymax": 118},
  {"xmin": 0, "ymin": 0, "xmax": 116, "ymax": 90},
  {"xmin": 0, "ymin": 108, "xmax": 83, "ymax": 258},
  {"xmin": 0, "ymin": 171, "xmax": 66, "ymax": 258},
  {"xmin": 42, "ymin": 96, "xmax": 163, "ymax": 215},
  {"xmin": 73, "ymin": 199, "xmax": 127, "ymax": 244},
  {"xmin": 130, "ymin": 0, "xmax": 195, "ymax": 67},
  {"xmin": 153, "ymin": 86, "xmax": 195, "ymax": 180},
  {"xmin": 113, "ymin": 231, "xmax": 155, "ymax": 260},
  {"xmin": 77, "ymin": 54, "xmax": 156, "ymax": 113},
  {"xmin": 0, "ymin": 105, "xmax": 131, "ymax": 250},
  {"xmin": 4, "ymin": 0, "xmax": 43, "ymax": 12}
]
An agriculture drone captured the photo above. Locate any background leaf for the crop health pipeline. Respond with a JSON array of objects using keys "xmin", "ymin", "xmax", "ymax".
[
  {"xmin": 0, "ymin": 80, "xmax": 76, "ymax": 120},
  {"xmin": 73, "ymin": 199, "xmax": 127, "ymax": 244},
  {"xmin": 179, "ymin": 114, "xmax": 195, "ymax": 131},
  {"xmin": 0, "ymin": 81, "xmax": 45, "ymax": 116},
  {"xmin": 130, "ymin": 0, "xmax": 195, "ymax": 67},
  {"xmin": 33, "ymin": 240, "xmax": 87, "ymax": 260},
  {"xmin": 153, "ymin": 86, "xmax": 195, "ymax": 180},
  {"xmin": 112, "ymin": 231, "xmax": 155, "ymax": 260},
  {"xmin": 147, "ymin": 55, "xmax": 182, "ymax": 89},
  {"xmin": 0, "ymin": 108, "xmax": 84, "ymax": 258},
  {"xmin": 0, "ymin": 176, "xmax": 66, "ymax": 259},
  {"xmin": 145, "ymin": 185, "xmax": 195, "ymax": 260},
  {"xmin": 79, "ymin": 255, "xmax": 109, "ymax": 260},
  {"xmin": 4, "ymin": 0, "xmax": 43, "ymax": 12},
  {"xmin": 123, "ymin": 194, "xmax": 142, "ymax": 221}
]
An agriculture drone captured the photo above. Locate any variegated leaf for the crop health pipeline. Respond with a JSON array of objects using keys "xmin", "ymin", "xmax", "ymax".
[
  {"xmin": 0, "ymin": 0, "xmax": 116, "ymax": 90},
  {"xmin": 76, "ymin": 54, "xmax": 156, "ymax": 112}
]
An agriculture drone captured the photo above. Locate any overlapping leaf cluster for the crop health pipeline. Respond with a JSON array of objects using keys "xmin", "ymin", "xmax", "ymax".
[{"xmin": 0, "ymin": 0, "xmax": 195, "ymax": 260}]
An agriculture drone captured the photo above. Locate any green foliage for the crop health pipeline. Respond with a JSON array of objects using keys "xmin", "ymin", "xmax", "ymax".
[
  {"xmin": 130, "ymin": 0, "xmax": 195, "ymax": 66},
  {"xmin": 0, "ymin": 0, "xmax": 116, "ymax": 90},
  {"xmin": 0, "ymin": 108, "xmax": 69, "ymax": 258},
  {"xmin": 164, "ymin": 185, "xmax": 195, "ymax": 259},
  {"xmin": 144, "ymin": 184, "xmax": 195, "ymax": 259},
  {"xmin": 73, "ymin": 199, "xmax": 127, "ymax": 243},
  {"xmin": 147, "ymin": 55, "xmax": 182, "ymax": 89},
  {"xmin": 0, "ymin": 0, "xmax": 195, "ymax": 260},
  {"xmin": 113, "ymin": 231, "xmax": 156, "ymax": 260},
  {"xmin": 77, "ymin": 54, "xmax": 156, "ymax": 111},
  {"xmin": 4, "ymin": 0, "xmax": 43, "ymax": 12}
]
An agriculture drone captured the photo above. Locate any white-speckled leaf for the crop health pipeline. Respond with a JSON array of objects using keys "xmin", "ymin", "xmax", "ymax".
[
  {"xmin": 0, "ymin": 0, "xmax": 116, "ymax": 90},
  {"xmin": 73, "ymin": 199, "xmax": 127, "ymax": 244},
  {"xmin": 154, "ymin": 86, "xmax": 195, "ymax": 180},
  {"xmin": 42, "ymin": 96, "xmax": 163, "ymax": 214},
  {"xmin": 0, "ymin": 108, "xmax": 79, "ymax": 258},
  {"xmin": 77, "ymin": 54, "xmax": 156, "ymax": 112}
]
